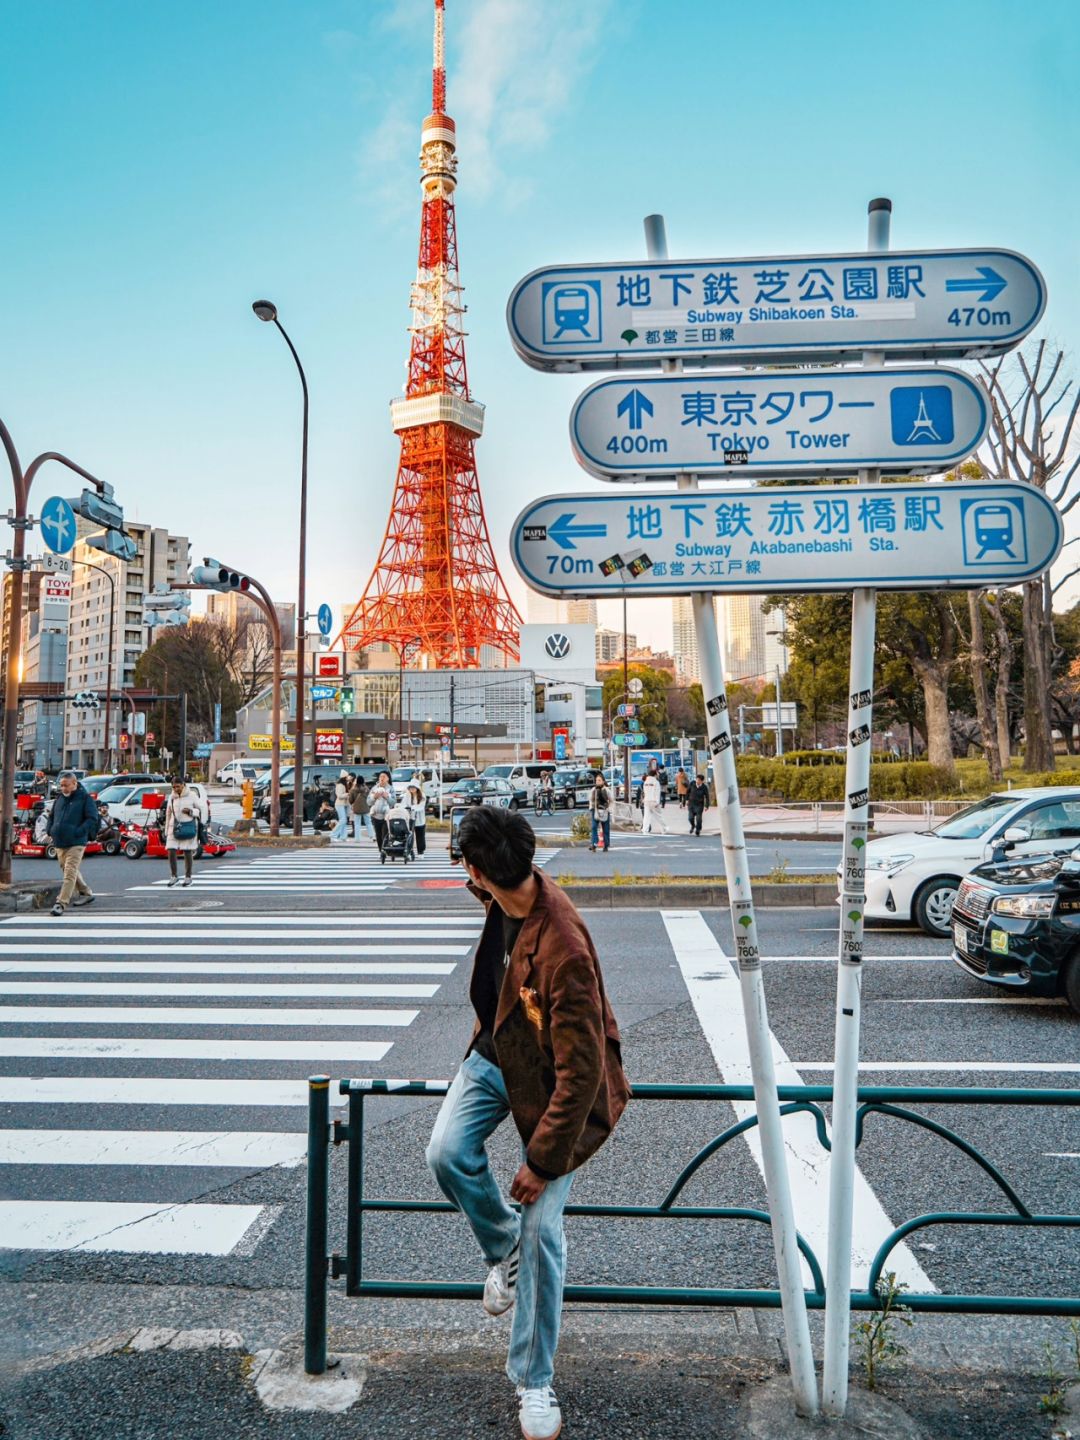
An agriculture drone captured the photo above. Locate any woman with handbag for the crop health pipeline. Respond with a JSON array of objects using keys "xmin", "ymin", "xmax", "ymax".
[
  {"xmin": 588, "ymin": 771, "xmax": 612, "ymax": 852},
  {"xmin": 164, "ymin": 777, "xmax": 205, "ymax": 888}
]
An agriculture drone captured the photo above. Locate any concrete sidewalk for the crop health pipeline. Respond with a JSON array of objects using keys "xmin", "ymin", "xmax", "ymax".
[{"xmin": 615, "ymin": 802, "xmax": 943, "ymax": 841}]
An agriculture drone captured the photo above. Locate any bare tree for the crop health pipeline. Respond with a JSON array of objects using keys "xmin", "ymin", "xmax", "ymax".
[
  {"xmin": 981, "ymin": 341, "xmax": 1080, "ymax": 771},
  {"xmin": 965, "ymin": 591, "xmax": 1003, "ymax": 781}
]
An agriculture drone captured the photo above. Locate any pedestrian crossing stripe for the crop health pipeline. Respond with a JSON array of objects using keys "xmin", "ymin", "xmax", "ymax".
[
  {"xmin": 126, "ymin": 847, "xmax": 551, "ymax": 891},
  {"xmin": 0, "ymin": 906, "xmax": 476, "ymax": 1258}
]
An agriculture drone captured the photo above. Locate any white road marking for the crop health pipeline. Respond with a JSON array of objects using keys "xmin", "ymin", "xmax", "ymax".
[
  {"xmin": 874, "ymin": 997, "xmax": 1067, "ymax": 1007},
  {"xmin": 661, "ymin": 909, "xmax": 934, "ymax": 1294},
  {"xmin": 0, "ymin": 1077, "xmax": 346, "ymax": 1107},
  {"xmin": 0, "ymin": 1129, "xmax": 308, "ymax": 1168},
  {"xmin": 0, "ymin": 960, "xmax": 456, "ymax": 976},
  {"xmin": 2, "ymin": 914, "xmax": 482, "ymax": 926},
  {"xmin": 1, "ymin": 1039, "xmax": 392, "ymax": 1060},
  {"xmin": 0, "ymin": 929, "xmax": 479, "ymax": 943},
  {"xmin": 0, "ymin": 1200, "xmax": 265, "ymax": 1255},
  {"xmin": 0, "ymin": 944, "xmax": 469, "ymax": 957},
  {"xmin": 0, "ymin": 1005, "xmax": 418, "ymax": 1027},
  {"xmin": 0, "ymin": 983, "xmax": 439, "ymax": 999}
]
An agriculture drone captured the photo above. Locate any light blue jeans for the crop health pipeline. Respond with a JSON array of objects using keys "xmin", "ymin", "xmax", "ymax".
[
  {"xmin": 426, "ymin": 1051, "xmax": 574, "ymax": 1389},
  {"xmin": 332, "ymin": 802, "xmax": 351, "ymax": 840}
]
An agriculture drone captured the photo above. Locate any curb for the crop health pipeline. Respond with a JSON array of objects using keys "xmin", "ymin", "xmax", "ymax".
[
  {"xmin": 0, "ymin": 879, "xmax": 61, "ymax": 911},
  {"xmin": 558, "ymin": 883, "xmax": 837, "ymax": 908},
  {"xmin": 227, "ymin": 833, "xmax": 330, "ymax": 849}
]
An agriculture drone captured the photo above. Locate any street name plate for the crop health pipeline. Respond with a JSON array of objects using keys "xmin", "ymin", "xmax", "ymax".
[
  {"xmin": 570, "ymin": 366, "xmax": 988, "ymax": 480},
  {"xmin": 508, "ymin": 249, "xmax": 1046, "ymax": 371},
  {"xmin": 511, "ymin": 481, "xmax": 1062, "ymax": 596}
]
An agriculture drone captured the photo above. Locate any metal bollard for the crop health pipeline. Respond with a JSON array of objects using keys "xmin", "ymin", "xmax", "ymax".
[{"xmin": 304, "ymin": 1074, "xmax": 331, "ymax": 1375}]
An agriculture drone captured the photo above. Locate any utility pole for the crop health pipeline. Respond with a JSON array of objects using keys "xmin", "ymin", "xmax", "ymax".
[{"xmin": 775, "ymin": 663, "xmax": 784, "ymax": 757}]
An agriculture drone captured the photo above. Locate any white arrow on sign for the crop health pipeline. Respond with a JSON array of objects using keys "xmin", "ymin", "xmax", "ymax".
[
  {"xmin": 571, "ymin": 366, "xmax": 989, "ymax": 481},
  {"xmin": 507, "ymin": 248, "xmax": 1046, "ymax": 371},
  {"xmin": 512, "ymin": 482, "xmax": 1063, "ymax": 597}
]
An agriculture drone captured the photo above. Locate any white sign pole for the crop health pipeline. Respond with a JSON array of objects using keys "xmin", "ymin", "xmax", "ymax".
[
  {"xmin": 646, "ymin": 213, "xmax": 819, "ymax": 1419},
  {"xmin": 822, "ymin": 198, "xmax": 890, "ymax": 1418}
]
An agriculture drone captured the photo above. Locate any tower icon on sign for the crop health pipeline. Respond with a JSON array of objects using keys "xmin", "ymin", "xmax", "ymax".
[{"xmin": 905, "ymin": 392, "xmax": 941, "ymax": 443}]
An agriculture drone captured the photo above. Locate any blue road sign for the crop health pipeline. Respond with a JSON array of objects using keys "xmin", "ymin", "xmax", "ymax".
[
  {"xmin": 570, "ymin": 367, "xmax": 989, "ymax": 480},
  {"xmin": 310, "ymin": 684, "xmax": 336, "ymax": 701},
  {"xmin": 39, "ymin": 496, "xmax": 77, "ymax": 555},
  {"xmin": 511, "ymin": 482, "xmax": 1063, "ymax": 597},
  {"xmin": 193, "ymin": 743, "xmax": 214, "ymax": 759},
  {"xmin": 317, "ymin": 603, "xmax": 333, "ymax": 637},
  {"xmin": 508, "ymin": 249, "xmax": 1046, "ymax": 371}
]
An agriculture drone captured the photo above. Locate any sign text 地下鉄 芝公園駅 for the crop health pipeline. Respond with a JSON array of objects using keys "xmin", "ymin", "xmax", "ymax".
[
  {"xmin": 507, "ymin": 249, "xmax": 1045, "ymax": 371},
  {"xmin": 511, "ymin": 482, "xmax": 1063, "ymax": 597},
  {"xmin": 570, "ymin": 367, "xmax": 987, "ymax": 480}
]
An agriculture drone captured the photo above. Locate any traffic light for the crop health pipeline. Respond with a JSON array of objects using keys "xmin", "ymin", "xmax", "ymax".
[
  {"xmin": 66, "ymin": 484, "xmax": 138, "ymax": 562},
  {"xmin": 143, "ymin": 584, "xmax": 192, "ymax": 630},
  {"xmin": 71, "ymin": 690, "xmax": 101, "ymax": 711},
  {"xmin": 190, "ymin": 557, "xmax": 252, "ymax": 593},
  {"xmin": 338, "ymin": 686, "xmax": 355, "ymax": 716}
]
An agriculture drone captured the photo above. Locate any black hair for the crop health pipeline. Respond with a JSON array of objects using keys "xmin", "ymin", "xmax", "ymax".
[{"xmin": 458, "ymin": 804, "xmax": 536, "ymax": 889}]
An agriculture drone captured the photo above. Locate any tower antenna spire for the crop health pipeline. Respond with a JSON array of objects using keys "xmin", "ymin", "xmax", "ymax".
[{"xmin": 433, "ymin": 0, "xmax": 446, "ymax": 113}]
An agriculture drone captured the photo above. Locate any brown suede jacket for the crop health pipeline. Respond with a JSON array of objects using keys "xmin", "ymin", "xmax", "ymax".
[{"xmin": 465, "ymin": 867, "xmax": 631, "ymax": 1178}]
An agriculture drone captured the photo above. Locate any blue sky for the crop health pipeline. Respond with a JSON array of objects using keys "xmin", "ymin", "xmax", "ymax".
[{"xmin": 2, "ymin": 0, "xmax": 1078, "ymax": 649}]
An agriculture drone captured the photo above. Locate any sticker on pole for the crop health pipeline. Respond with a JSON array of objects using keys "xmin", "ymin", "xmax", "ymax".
[
  {"xmin": 507, "ymin": 248, "xmax": 1046, "ymax": 371},
  {"xmin": 570, "ymin": 367, "xmax": 989, "ymax": 480},
  {"xmin": 511, "ymin": 482, "xmax": 1063, "ymax": 596}
]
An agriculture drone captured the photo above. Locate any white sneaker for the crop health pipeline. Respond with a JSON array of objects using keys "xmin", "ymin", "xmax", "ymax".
[
  {"xmin": 517, "ymin": 1386, "xmax": 562, "ymax": 1440},
  {"xmin": 483, "ymin": 1243, "xmax": 519, "ymax": 1316}
]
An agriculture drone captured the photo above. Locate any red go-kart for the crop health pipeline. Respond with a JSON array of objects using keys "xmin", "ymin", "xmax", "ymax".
[
  {"xmin": 12, "ymin": 794, "xmax": 119, "ymax": 858},
  {"xmin": 120, "ymin": 795, "xmax": 235, "ymax": 860}
]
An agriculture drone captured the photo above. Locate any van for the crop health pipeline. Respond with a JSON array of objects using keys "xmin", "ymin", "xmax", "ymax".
[
  {"xmin": 97, "ymin": 781, "xmax": 212, "ymax": 829},
  {"xmin": 429, "ymin": 763, "xmax": 478, "ymax": 809},
  {"xmin": 217, "ymin": 758, "xmax": 274, "ymax": 786},
  {"xmin": 481, "ymin": 763, "xmax": 551, "ymax": 801}
]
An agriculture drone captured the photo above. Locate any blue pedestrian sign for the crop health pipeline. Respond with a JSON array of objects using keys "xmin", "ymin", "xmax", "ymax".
[
  {"xmin": 511, "ymin": 482, "xmax": 1063, "ymax": 597},
  {"xmin": 508, "ymin": 249, "xmax": 1046, "ymax": 371},
  {"xmin": 570, "ymin": 367, "xmax": 989, "ymax": 480},
  {"xmin": 317, "ymin": 603, "xmax": 333, "ymax": 637},
  {"xmin": 39, "ymin": 496, "xmax": 76, "ymax": 555}
]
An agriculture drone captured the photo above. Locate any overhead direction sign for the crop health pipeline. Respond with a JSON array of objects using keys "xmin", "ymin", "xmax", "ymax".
[
  {"xmin": 571, "ymin": 367, "xmax": 989, "ymax": 480},
  {"xmin": 507, "ymin": 248, "xmax": 1046, "ymax": 371},
  {"xmin": 512, "ymin": 482, "xmax": 1063, "ymax": 597},
  {"xmin": 39, "ymin": 496, "xmax": 77, "ymax": 555}
]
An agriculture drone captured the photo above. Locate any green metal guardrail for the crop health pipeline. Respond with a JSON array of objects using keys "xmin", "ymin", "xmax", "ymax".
[{"xmin": 303, "ymin": 1076, "xmax": 1080, "ymax": 1376}]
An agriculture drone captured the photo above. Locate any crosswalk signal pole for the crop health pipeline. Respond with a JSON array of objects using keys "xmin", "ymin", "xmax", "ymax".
[{"xmin": 644, "ymin": 214, "xmax": 818, "ymax": 1418}]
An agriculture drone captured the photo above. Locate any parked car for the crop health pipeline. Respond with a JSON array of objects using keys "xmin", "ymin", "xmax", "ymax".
[
  {"xmin": 854, "ymin": 788, "xmax": 1080, "ymax": 938},
  {"xmin": 481, "ymin": 763, "xmax": 551, "ymax": 803},
  {"xmin": 95, "ymin": 781, "xmax": 212, "ymax": 830},
  {"xmin": 445, "ymin": 777, "xmax": 517, "ymax": 810},
  {"xmin": 217, "ymin": 758, "xmax": 274, "ymax": 786},
  {"xmin": 952, "ymin": 843, "xmax": 1080, "ymax": 1012},
  {"xmin": 81, "ymin": 772, "xmax": 158, "ymax": 799},
  {"xmin": 551, "ymin": 767, "xmax": 597, "ymax": 809}
]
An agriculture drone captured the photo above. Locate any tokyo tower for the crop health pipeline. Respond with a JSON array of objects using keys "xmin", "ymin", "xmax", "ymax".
[{"xmin": 339, "ymin": 0, "xmax": 521, "ymax": 668}]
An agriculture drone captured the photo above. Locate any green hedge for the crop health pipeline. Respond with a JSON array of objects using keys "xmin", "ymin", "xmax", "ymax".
[{"xmin": 735, "ymin": 758, "xmax": 957, "ymax": 801}]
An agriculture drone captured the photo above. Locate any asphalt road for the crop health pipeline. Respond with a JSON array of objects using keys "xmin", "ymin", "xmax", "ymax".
[{"xmin": 2, "ymin": 840, "xmax": 1077, "ymax": 1402}]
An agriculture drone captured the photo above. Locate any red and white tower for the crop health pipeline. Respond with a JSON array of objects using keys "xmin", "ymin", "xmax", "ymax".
[{"xmin": 339, "ymin": 0, "xmax": 521, "ymax": 668}]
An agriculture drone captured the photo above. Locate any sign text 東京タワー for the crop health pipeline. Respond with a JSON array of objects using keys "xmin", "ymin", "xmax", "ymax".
[
  {"xmin": 507, "ymin": 248, "xmax": 1045, "ymax": 371},
  {"xmin": 512, "ymin": 482, "xmax": 1063, "ymax": 597}
]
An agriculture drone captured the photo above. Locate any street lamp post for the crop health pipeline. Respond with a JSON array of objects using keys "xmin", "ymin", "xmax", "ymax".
[
  {"xmin": 253, "ymin": 301, "xmax": 308, "ymax": 838},
  {"xmin": 0, "ymin": 418, "xmax": 109, "ymax": 886},
  {"xmin": 73, "ymin": 558, "xmax": 116, "ymax": 771}
]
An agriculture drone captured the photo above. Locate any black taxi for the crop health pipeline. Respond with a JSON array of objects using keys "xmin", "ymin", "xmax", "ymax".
[{"xmin": 951, "ymin": 844, "xmax": 1080, "ymax": 1014}]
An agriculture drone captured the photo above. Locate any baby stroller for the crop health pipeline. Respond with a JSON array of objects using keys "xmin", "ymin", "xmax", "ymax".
[{"xmin": 380, "ymin": 813, "xmax": 414, "ymax": 865}]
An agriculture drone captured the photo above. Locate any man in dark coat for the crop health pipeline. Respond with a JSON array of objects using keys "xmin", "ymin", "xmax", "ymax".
[
  {"xmin": 46, "ymin": 770, "xmax": 99, "ymax": 915},
  {"xmin": 427, "ymin": 805, "xmax": 630, "ymax": 1440},
  {"xmin": 687, "ymin": 773, "xmax": 710, "ymax": 836}
]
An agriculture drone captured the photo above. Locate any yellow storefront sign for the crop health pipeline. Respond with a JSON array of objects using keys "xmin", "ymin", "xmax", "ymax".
[{"xmin": 249, "ymin": 734, "xmax": 294, "ymax": 752}]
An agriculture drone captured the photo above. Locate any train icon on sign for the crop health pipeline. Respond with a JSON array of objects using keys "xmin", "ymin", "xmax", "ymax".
[
  {"xmin": 961, "ymin": 497, "xmax": 1027, "ymax": 566},
  {"xmin": 542, "ymin": 280, "xmax": 602, "ymax": 344}
]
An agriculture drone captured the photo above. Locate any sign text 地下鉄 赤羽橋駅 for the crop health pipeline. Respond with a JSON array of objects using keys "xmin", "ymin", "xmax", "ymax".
[
  {"xmin": 570, "ymin": 366, "xmax": 988, "ymax": 480},
  {"xmin": 511, "ymin": 482, "xmax": 1063, "ymax": 597},
  {"xmin": 507, "ymin": 249, "xmax": 1046, "ymax": 371}
]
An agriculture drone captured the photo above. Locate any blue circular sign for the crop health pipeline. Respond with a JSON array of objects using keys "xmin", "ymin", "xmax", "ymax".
[
  {"xmin": 40, "ymin": 496, "xmax": 76, "ymax": 555},
  {"xmin": 317, "ymin": 603, "xmax": 333, "ymax": 637}
]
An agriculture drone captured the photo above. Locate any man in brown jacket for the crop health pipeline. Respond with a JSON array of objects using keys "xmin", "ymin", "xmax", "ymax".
[{"xmin": 427, "ymin": 804, "xmax": 630, "ymax": 1440}]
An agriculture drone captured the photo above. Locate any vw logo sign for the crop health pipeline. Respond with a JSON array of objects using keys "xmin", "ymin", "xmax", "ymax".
[{"xmin": 545, "ymin": 632, "xmax": 571, "ymax": 659}]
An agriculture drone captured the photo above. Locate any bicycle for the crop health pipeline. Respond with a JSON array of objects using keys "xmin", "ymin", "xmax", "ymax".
[{"xmin": 534, "ymin": 789, "xmax": 554, "ymax": 817}]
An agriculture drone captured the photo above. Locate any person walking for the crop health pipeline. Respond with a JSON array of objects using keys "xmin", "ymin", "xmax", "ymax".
[
  {"xmin": 640, "ymin": 768, "xmax": 667, "ymax": 835},
  {"xmin": 349, "ymin": 774, "xmax": 370, "ymax": 839},
  {"xmin": 427, "ymin": 806, "xmax": 629, "ymax": 1440},
  {"xmin": 407, "ymin": 784, "xmax": 427, "ymax": 856},
  {"xmin": 675, "ymin": 768, "xmax": 690, "ymax": 808},
  {"xmin": 687, "ymin": 773, "xmax": 710, "ymax": 836},
  {"xmin": 331, "ymin": 771, "xmax": 353, "ymax": 842},
  {"xmin": 368, "ymin": 770, "xmax": 393, "ymax": 854},
  {"xmin": 587, "ymin": 771, "xmax": 611, "ymax": 852},
  {"xmin": 164, "ymin": 776, "xmax": 206, "ymax": 888},
  {"xmin": 46, "ymin": 770, "xmax": 98, "ymax": 916},
  {"xmin": 657, "ymin": 763, "xmax": 669, "ymax": 809}
]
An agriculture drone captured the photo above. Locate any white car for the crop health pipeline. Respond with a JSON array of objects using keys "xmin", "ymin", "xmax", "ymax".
[
  {"xmin": 855, "ymin": 788, "xmax": 1080, "ymax": 937},
  {"xmin": 96, "ymin": 781, "xmax": 212, "ymax": 831}
]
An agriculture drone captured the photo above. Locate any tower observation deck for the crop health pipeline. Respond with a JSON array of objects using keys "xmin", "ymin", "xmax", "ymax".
[{"xmin": 339, "ymin": 0, "xmax": 521, "ymax": 669}]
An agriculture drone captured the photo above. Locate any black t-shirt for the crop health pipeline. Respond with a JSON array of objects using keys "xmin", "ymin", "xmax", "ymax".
[{"xmin": 472, "ymin": 909, "xmax": 525, "ymax": 1066}]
